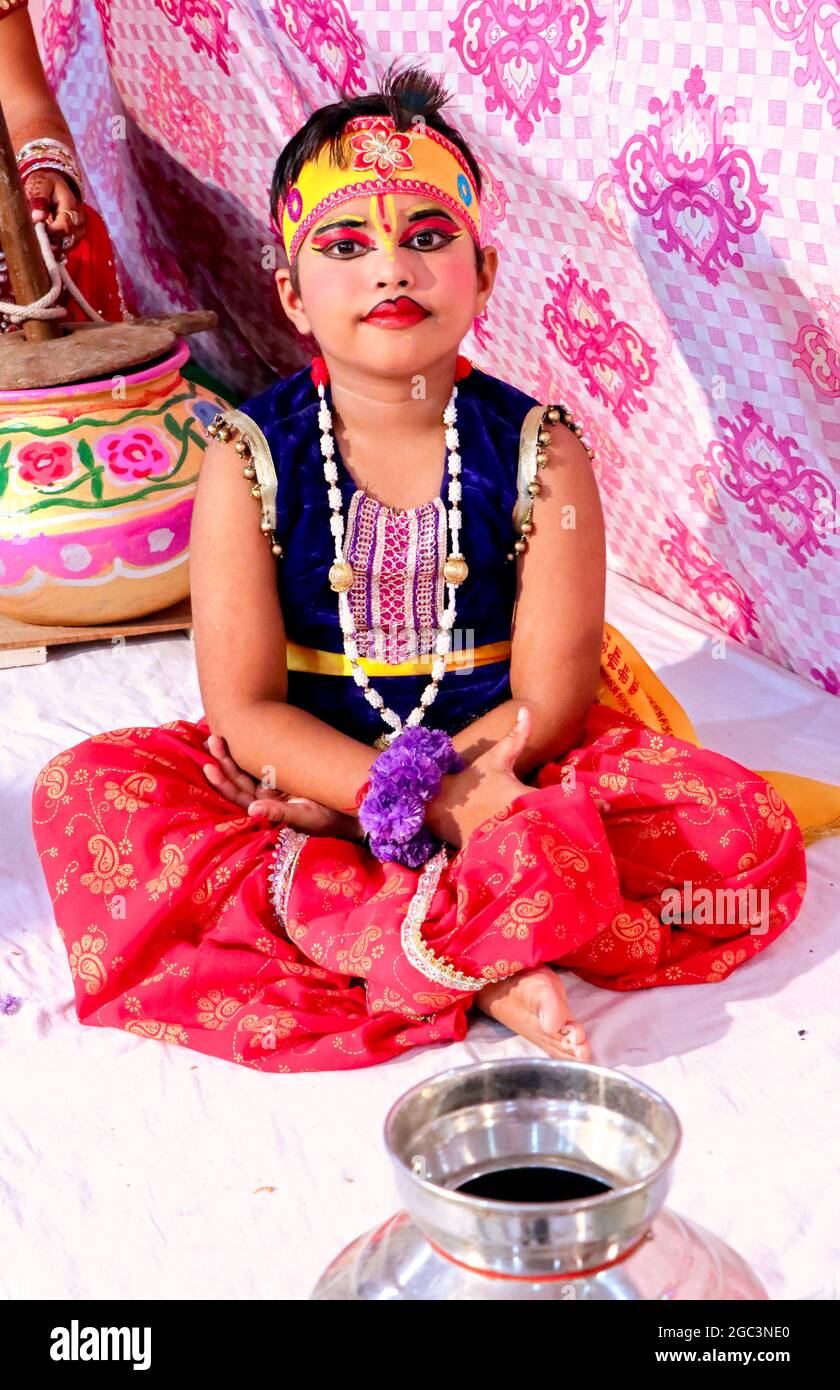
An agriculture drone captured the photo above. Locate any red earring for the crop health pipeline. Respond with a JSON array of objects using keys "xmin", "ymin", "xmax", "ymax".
[{"xmin": 310, "ymin": 355, "xmax": 329, "ymax": 389}]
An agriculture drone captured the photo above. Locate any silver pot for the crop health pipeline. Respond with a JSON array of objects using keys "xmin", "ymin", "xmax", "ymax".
[{"xmin": 311, "ymin": 1058, "xmax": 766, "ymax": 1300}]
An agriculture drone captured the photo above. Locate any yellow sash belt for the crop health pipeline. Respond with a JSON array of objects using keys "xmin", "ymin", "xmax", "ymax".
[
  {"xmin": 285, "ymin": 637, "xmax": 512, "ymax": 678},
  {"xmin": 285, "ymin": 623, "xmax": 840, "ymax": 847}
]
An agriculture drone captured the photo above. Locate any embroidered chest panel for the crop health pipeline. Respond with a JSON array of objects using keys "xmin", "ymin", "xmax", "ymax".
[{"xmin": 342, "ymin": 491, "xmax": 447, "ymax": 663}]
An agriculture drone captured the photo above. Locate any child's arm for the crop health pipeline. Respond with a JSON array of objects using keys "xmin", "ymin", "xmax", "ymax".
[
  {"xmin": 190, "ymin": 436, "xmax": 379, "ymax": 816},
  {"xmin": 447, "ymin": 422, "xmax": 606, "ymax": 780}
]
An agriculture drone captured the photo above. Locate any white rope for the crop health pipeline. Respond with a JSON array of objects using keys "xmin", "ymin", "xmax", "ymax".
[{"xmin": 0, "ymin": 221, "xmax": 107, "ymax": 325}]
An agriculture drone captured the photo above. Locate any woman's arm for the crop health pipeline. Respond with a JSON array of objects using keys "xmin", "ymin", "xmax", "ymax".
[
  {"xmin": 189, "ymin": 436, "xmax": 379, "ymax": 817},
  {"xmin": 0, "ymin": 7, "xmax": 75, "ymax": 151},
  {"xmin": 447, "ymin": 420, "xmax": 606, "ymax": 780},
  {"xmin": 0, "ymin": 6, "xmax": 86, "ymax": 247}
]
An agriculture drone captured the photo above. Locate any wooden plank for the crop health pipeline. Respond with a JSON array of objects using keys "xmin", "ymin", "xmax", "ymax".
[
  {"xmin": 0, "ymin": 644, "xmax": 46, "ymax": 670},
  {"xmin": 0, "ymin": 595, "xmax": 193, "ymax": 667}
]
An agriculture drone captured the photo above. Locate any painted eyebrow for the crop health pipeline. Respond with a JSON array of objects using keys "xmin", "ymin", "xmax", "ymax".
[{"xmin": 311, "ymin": 206, "xmax": 459, "ymax": 235}]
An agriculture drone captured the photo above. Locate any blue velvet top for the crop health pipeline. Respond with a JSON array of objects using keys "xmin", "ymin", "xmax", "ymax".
[{"xmin": 237, "ymin": 361, "xmax": 541, "ymax": 744}]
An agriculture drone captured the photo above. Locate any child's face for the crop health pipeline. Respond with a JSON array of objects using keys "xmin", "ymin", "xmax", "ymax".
[{"xmin": 274, "ymin": 191, "xmax": 497, "ymax": 376}]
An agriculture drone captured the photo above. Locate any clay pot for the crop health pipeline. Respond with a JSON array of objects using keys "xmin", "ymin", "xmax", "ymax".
[{"xmin": 0, "ymin": 338, "xmax": 229, "ymax": 625}]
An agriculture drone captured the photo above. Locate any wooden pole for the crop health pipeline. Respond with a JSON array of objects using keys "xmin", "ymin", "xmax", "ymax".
[{"xmin": 0, "ymin": 95, "xmax": 61, "ymax": 343}]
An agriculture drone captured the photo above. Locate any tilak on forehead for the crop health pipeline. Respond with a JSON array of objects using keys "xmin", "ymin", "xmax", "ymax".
[
  {"xmin": 278, "ymin": 115, "xmax": 482, "ymax": 264},
  {"xmin": 368, "ymin": 192, "xmax": 400, "ymax": 258}
]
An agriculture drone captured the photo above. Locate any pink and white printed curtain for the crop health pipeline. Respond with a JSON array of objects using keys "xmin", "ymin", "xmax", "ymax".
[{"xmin": 34, "ymin": 0, "xmax": 839, "ymax": 693}]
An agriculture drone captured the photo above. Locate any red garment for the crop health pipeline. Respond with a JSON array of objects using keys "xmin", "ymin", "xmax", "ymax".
[
  {"xmin": 58, "ymin": 203, "xmax": 124, "ymax": 323},
  {"xmin": 31, "ymin": 701, "xmax": 807, "ymax": 1073},
  {"xmin": 0, "ymin": 202, "xmax": 124, "ymax": 330}
]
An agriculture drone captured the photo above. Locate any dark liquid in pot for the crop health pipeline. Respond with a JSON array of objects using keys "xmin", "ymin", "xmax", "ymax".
[{"xmin": 455, "ymin": 1165, "xmax": 612, "ymax": 1203}]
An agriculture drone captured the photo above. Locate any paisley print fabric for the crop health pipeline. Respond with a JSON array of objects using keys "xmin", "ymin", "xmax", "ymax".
[{"xmin": 31, "ymin": 701, "xmax": 808, "ymax": 1073}]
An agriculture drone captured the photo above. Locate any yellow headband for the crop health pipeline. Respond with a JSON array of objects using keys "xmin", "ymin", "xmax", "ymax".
[{"xmin": 278, "ymin": 114, "xmax": 482, "ymax": 263}]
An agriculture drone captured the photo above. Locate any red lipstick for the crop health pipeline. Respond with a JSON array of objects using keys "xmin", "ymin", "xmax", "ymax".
[{"xmin": 363, "ymin": 296, "xmax": 429, "ymax": 328}]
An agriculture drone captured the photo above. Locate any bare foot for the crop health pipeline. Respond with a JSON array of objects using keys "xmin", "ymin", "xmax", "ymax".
[{"xmin": 476, "ymin": 966, "xmax": 592, "ymax": 1061}]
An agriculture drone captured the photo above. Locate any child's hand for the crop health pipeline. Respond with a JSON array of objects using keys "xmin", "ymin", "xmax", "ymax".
[
  {"xmin": 202, "ymin": 733, "xmax": 364, "ymax": 842},
  {"xmin": 424, "ymin": 705, "xmax": 535, "ymax": 849}
]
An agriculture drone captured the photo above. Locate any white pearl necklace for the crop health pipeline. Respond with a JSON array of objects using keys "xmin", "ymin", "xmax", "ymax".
[{"xmin": 316, "ymin": 376, "xmax": 468, "ymax": 749}]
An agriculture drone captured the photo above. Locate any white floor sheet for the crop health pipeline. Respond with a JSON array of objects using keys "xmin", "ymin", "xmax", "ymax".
[{"xmin": 2, "ymin": 569, "xmax": 838, "ymax": 1300}]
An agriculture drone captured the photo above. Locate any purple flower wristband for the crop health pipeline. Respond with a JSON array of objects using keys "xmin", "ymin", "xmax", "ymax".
[{"xmin": 358, "ymin": 726, "xmax": 466, "ymax": 867}]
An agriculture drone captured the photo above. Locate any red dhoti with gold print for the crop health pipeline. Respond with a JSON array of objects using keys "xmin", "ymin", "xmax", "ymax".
[{"xmin": 31, "ymin": 696, "xmax": 810, "ymax": 1073}]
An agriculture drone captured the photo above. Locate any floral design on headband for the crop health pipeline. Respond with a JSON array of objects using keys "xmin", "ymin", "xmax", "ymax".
[{"xmin": 348, "ymin": 119, "xmax": 414, "ymax": 178}]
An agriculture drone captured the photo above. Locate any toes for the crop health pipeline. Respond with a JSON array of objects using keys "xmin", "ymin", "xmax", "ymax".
[
  {"xmin": 542, "ymin": 1038, "xmax": 588, "ymax": 1061},
  {"xmin": 533, "ymin": 1026, "xmax": 590, "ymax": 1061},
  {"xmin": 558, "ymin": 1023, "xmax": 590, "ymax": 1056},
  {"xmin": 555, "ymin": 1023, "xmax": 591, "ymax": 1061}
]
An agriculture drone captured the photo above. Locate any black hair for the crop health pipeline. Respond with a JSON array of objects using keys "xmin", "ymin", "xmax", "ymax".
[{"xmin": 270, "ymin": 59, "xmax": 485, "ymax": 294}]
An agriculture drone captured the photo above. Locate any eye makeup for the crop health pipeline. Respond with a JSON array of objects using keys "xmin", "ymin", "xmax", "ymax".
[
  {"xmin": 308, "ymin": 203, "xmax": 464, "ymax": 256},
  {"xmin": 309, "ymin": 224, "xmax": 375, "ymax": 253},
  {"xmin": 404, "ymin": 205, "xmax": 464, "ymax": 240},
  {"xmin": 406, "ymin": 214, "xmax": 464, "ymax": 241}
]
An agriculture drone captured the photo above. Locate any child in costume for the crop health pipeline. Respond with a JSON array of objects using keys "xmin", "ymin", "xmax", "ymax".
[{"xmin": 31, "ymin": 64, "xmax": 840, "ymax": 1074}]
